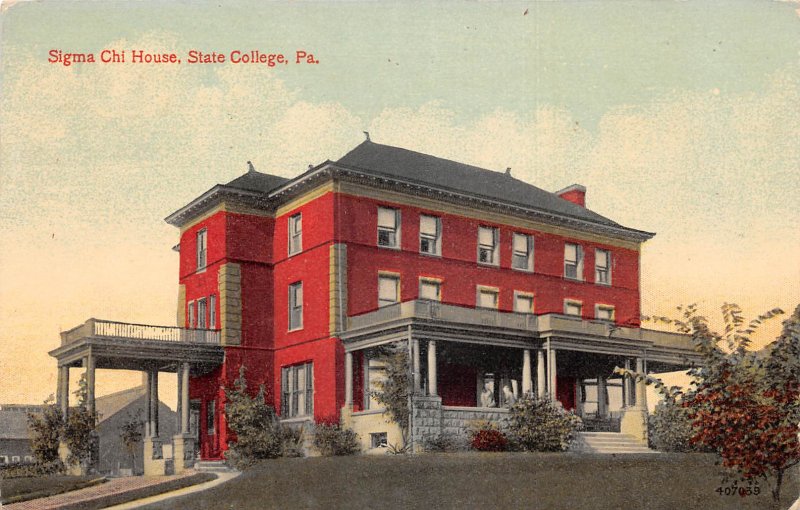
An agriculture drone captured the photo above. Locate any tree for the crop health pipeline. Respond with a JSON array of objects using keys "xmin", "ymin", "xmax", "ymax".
[
  {"xmin": 120, "ymin": 409, "xmax": 144, "ymax": 471},
  {"xmin": 27, "ymin": 395, "xmax": 63, "ymax": 465},
  {"xmin": 370, "ymin": 342, "xmax": 411, "ymax": 449},
  {"xmin": 625, "ymin": 303, "xmax": 798, "ymax": 508},
  {"xmin": 62, "ymin": 373, "xmax": 99, "ymax": 467}
]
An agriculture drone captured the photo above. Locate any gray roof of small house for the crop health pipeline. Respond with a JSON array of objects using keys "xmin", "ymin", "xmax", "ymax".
[{"xmin": 335, "ymin": 141, "xmax": 621, "ymax": 228}]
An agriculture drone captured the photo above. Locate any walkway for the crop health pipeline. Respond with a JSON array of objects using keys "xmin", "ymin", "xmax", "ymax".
[
  {"xmin": 106, "ymin": 470, "xmax": 239, "ymax": 509},
  {"xmin": 4, "ymin": 471, "xmax": 204, "ymax": 510}
]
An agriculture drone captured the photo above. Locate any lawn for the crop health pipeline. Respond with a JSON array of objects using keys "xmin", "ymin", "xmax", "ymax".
[
  {"xmin": 0, "ymin": 474, "xmax": 104, "ymax": 504},
  {"xmin": 140, "ymin": 452, "xmax": 799, "ymax": 510}
]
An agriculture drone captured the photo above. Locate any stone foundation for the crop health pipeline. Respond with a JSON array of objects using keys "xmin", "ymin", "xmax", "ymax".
[{"xmin": 411, "ymin": 396, "xmax": 511, "ymax": 449}]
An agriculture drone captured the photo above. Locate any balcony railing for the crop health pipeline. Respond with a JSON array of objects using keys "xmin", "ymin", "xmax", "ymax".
[{"xmin": 60, "ymin": 318, "xmax": 221, "ymax": 346}]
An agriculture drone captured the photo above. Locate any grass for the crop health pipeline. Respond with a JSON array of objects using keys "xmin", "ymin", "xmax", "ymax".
[
  {"xmin": 140, "ymin": 452, "xmax": 800, "ymax": 510},
  {"xmin": 0, "ymin": 475, "xmax": 105, "ymax": 504}
]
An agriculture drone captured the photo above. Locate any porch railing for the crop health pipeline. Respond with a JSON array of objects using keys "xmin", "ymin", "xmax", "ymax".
[{"xmin": 60, "ymin": 318, "xmax": 221, "ymax": 346}]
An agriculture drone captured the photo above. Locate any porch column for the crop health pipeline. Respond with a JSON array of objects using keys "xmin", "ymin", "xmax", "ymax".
[
  {"xmin": 412, "ymin": 339, "xmax": 421, "ymax": 394},
  {"xmin": 344, "ymin": 352, "xmax": 353, "ymax": 408},
  {"xmin": 58, "ymin": 366, "xmax": 69, "ymax": 417},
  {"xmin": 180, "ymin": 362, "xmax": 190, "ymax": 434},
  {"xmin": 537, "ymin": 349, "xmax": 546, "ymax": 399},
  {"xmin": 635, "ymin": 358, "xmax": 647, "ymax": 410},
  {"xmin": 144, "ymin": 371, "xmax": 152, "ymax": 437},
  {"xmin": 148, "ymin": 370, "xmax": 159, "ymax": 437},
  {"xmin": 84, "ymin": 353, "xmax": 96, "ymax": 416},
  {"xmin": 621, "ymin": 358, "xmax": 630, "ymax": 407},
  {"xmin": 521, "ymin": 349, "xmax": 532, "ymax": 395},
  {"xmin": 597, "ymin": 375, "xmax": 607, "ymax": 417},
  {"xmin": 427, "ymin": 340, "xmax": 437, "ymax": 397},
  {"xmin": 548, "ymin": 348, "xmax": 557, "ymax": 400}
]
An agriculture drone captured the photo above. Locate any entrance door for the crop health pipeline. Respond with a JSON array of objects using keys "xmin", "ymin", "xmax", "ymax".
[{"xmin": 189, "ymin": 400, "xmax": 201, "ymax": 458}]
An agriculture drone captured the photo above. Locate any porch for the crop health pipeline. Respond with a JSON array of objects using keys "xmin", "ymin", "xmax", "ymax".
[
  {"xmin": 340, "ymin": 300, "xmax": 699, "ymax": 450},
  {"xmin": 48, "ymin": 318, "xmax": 224, "ymax": 475}
]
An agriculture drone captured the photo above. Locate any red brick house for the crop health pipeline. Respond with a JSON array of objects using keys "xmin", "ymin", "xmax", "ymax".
[{"xmin": 51, "ymin": 140, "xmax": 697, "ymax": 469}]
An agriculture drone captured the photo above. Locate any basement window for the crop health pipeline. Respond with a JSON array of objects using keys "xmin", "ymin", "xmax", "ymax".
[{"xmin": 371, "ymin": 432, "xmax": 388, "ymax": 449}]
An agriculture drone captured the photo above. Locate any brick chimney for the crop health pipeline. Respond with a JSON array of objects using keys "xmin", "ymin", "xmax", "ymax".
[{"xmin": 556, "ymin": 184, "xmax": 586, "ymax": 207}]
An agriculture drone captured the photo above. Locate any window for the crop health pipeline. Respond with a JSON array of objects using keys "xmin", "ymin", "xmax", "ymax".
[
  {"xmin": 12, "ymin": 456, "xmax": 20, "ymax": 463},
  {"xmin": 281, "ymin": 363, "xmax": 314, "ymax": 418},
  {"xmin": 595, "ymin": 305, "xmax": 615, "ymax": 321},
  {"xmin": 196, "ymin": 229, "xmax": 207, "ymax": 270},
  {"xmin": 514, "ymin": 292, "xmax": 534, "ymax": 313},
  {"xmin": 419, "ymin": 279, "xmax": 441, "ymax": 301},
  {"xmin": 289, "ymin": 282, "xmax": 303, "ymax": 330},
  {"xmin": 209, "ymin": 294, "xmax": 217, "ymax": 329},
  {"xmin": 564, "ymin": 300, "xmax": 583, "ymax": 317},
  {"xmin": 288, "ymin": 213, "xmax": 302, "ymax": 255},
  {"xmin": 188, "ymin": 301, "xmax": 196, "ymax": 328},
  {"xmin": 377, "ymin": 207, "xmax": 400, "ymax": 248},
  {"xmin": 477, "ymin": 287, "xmax": 499, "ymax": 309},
  {"xmin": 564, "ymin": 243, "xmax": 584, "ymax": 280},
  {"xmin": 378, "ymin": 274, "xmax": 400, "ymax": 308},
  {"xmin": 197, "ymin": 298, "xmax": 207, "ymax": 329},
  {"xmin": 419, "ymin": 215, "xmax": 442, "ymax": 255},
  {"xmin": 206, "ymin": 400, "xmax": 215, "ymax": 435},
  {"xmin": 478, "ymin": 226, "xmax": 499, "ymax": 265},
  {"xmin": 595, "ymin": 249, "xmax": 611, "ymax": 285},
  {"xmin": 371, "ymin": 432, "xmax": 388, "ymax": 449},
  {"xmin": 512, "ymin": 233, "xmax": 534, "ymax": 271}
]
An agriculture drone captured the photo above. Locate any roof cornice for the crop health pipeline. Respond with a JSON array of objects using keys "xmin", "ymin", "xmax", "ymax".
[{"xmin": 164, "ymin": 185, "xmax": 268, "ymax": 226}]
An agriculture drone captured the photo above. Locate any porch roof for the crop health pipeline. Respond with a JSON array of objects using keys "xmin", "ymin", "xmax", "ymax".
[{"xmin": 341, "ymin": 300, "xmax": 700, "ymax": 366}]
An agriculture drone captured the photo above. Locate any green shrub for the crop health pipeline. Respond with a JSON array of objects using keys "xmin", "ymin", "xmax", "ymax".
[
  {"xmin": 312, "ymin": 422, "xmax": 360, "ymax": 456},
  {"xmin": 506, "ymin": 395, "xmax": 583, "ymax": 452},
  {"xmin": 0, "ymin": 460, "xmax": 64, "ymax": 479},
  {"xmin": 648, "ymin": 397, "xmax": 710, "ymax": 452},
  {"xmin": 27, "ymin": 398, "xmax": 63, "ymax": 464},
  {"xmin": 421, "ymin": 432, "xmax": 468, "ymax": 452}
]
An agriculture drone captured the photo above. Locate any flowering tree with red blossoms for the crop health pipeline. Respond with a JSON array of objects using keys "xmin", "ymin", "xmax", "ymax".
[{"xmin": 628, "ymin": 303, "xmax": 799, "ymax": 508}]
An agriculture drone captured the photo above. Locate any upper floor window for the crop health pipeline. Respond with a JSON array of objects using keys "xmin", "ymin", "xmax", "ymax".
[
  {"xmin": 564, "ymin": 243, "xmax": 583, "ymax": 280},
  {"xmin": 197, "ymin": 298, "xmax": 207, "ymax": 329},
  {"xmin": 209, "ymin": 294, "xmax": 217, "ymax": 329},
  {"xmin": 595, "ymin": 304, "xmax": 615, "ymax": 321},
  {"xmin": 595, "ymin": 249, "xmax": 611, "ymax": 285},
  {"xmin": 478, "ymin": 226, "xmax": 499, "ymax": 265},
  {"xmin": 564, "ymin": 300, "xmax": 583, "ymax": 317},
  {"xmin": 419, "ymin": 215, "xmax": 442, "ymax": 256},
  {"xmin": 289, "ymin": 282, "xmax": 303, "ymax": 331},
  {"xmin": 289, "ymin": 213, "xmax": 302, "ymax": 255},
  {"xmin": 512, "ymin": 233, "xmax": 534, "ymax": 271},
  {"xmin": 281, "ymin": 362, "xmax": 314, "ymax": 418},
  {"xmin": 378, "ymin": 274, "xmax": 400, "ymax": 308},
  {"xmin": 477, "ymin": 287, "xmax": 499, "ymax": 309},
  {"xmin": 377, "ymin": 207, "xmax": 400, "ymax": 248},
  {"xmin": 419, "ymin": 278, "xmax": 441, "ymax": 301},
  {"xmin": 188, "ymin": 301, "xmax": 196, "ymax": 328},
  {"xmin": 514, "ymin": 292, "xmax": 534, "ymax": 314},
  {"xmin": 196, "ymin": 229, "xmax": 207, "ymax": 270}
]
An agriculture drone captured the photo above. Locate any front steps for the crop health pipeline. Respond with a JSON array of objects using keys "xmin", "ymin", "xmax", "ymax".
[
  {"xmin": 194, "ymin": 460, "xmax": 237, "ymax": 473},
  {"xmin": 570, "ymin": 432, "xmax": 657, "ymax": 454}
]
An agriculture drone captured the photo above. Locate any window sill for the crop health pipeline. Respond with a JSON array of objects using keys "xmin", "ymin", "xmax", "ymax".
[
  {"xmin": 477, "ymin": 261, "xmax": 500, "ymax": 268},
  {"xmin": 595, "ymin": 281, "xmax": 612, "ymax": 287},
  {"xmin": 563, "ymin": 276, "xmax": 584, "ymax": 283},
  {"xmin": 377, "ymin": 244, "xmax": 401, "ymax": 250},
  {"xmin": 512, "ymin": 266, "xmax": 534, "ymax": 273},
  {"xmin": 280, "ymin": 416, "xmax": 313, "ymax": 424},
  {"xmin": 287, "ymin": 327, "xmax": 304, "ymax": 333},
  {"xmin": 419, "ymin": 251, "xmax": 442, "ymax": 258},
  {"xmin": 288, "ymin": 250, "xmax": 302, "ymax": 258}
]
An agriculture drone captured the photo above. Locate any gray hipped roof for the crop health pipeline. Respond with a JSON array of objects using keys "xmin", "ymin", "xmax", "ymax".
[
  {"xmin": 336, "ymin": 141, "xmax": 620, "ymax": 227},
  {"xmin": 226, "ymin": 171, "xmax": 289, "ymax": 193}
]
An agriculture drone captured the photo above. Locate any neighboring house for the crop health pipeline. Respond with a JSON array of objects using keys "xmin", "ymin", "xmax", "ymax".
[
  {"xmin": 0, "ymin": 388, "xmax": 175, "ymax": 473},
  {"xmin": 51, "ymin": 139, "xmax": 698, "ymax": 468}
]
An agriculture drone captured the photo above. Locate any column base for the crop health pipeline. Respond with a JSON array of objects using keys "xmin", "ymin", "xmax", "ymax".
[
  {"xmin": 172, "ymin": 434, "xmax": 195, "ymax": 474},
  {"xmin": 620, "ymin": 406, "xmax": 649, "ymax": 445},
  {"xmin": 143, "ymin": 437, "xmax": 166, "ymax": 476}
]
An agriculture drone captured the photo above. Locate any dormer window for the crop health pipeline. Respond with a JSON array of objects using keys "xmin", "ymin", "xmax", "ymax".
[
  {"xmin": 377, "ymin": 207, "xmax": 400, "ymax": 248},
  {"xmin": 478, "ymin": 226, "xmax": 498, "ymax": 265}
]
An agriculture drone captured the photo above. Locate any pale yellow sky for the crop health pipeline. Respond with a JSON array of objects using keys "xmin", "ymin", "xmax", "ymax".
[{"xmin": 0, "ymin": 1, "xmax": 798, "ymax": 407}]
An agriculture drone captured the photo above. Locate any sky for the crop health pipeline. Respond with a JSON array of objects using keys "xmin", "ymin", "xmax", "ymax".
[{"xmin": 0, "ymin": 0, "xmax": 798, "ymax": 408}]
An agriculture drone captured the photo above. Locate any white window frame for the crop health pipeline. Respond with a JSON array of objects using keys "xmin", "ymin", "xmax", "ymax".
[
  {"xmin": 419, "ymin": 278, "xmax": 441, "ymax": 302},
  {"xmin": 512, "ymin": 233, "xmax": 534, "ymax": 272},
  {"xmin": 196, "ymin": 229, "xmax": 207, "ymax": 270},
  {"xmin": 477, "ymin": 226, "xmax": 499, "ymax": 266},
  {"xmin": 595, "ymin": 249, "xmax": 611, "ymax": 285},
  {"xmin": 288, "ymin": 282, "xmax": 303, "ymax": 331},
  {"xmin": 288, "ymin": 213, "xmax": 302, "ymax": 256},
  {"xmin": 513, "ymin": 291, "xmax": 535, "ymax": 314},
  {"xmin": 281, "ymin": 362, "xmax": 314, "ymax": 418},
  {"xmin": 209, "ymin": 294, "xmax": 217, "ymax": 329},
  {"xmin": 564, "ymin": 243, "xmax": 584, "ymax": 281},
  {"xmin": 197, "ymin": 297, "xmax": 207, "ymax": 329},
  {"xmin": 564, "ymin": 299, "xmax": 583, "ymax": 317},
  {"xmin": 595, "ymin": 304, "xmax": 615, "ymax": 322},
  {"xmin": 378, "ymin": 273, "xmax": 400, "ymax": 308},
  {"xmin": 476, "ymin": 286, "xmax": 499, "ymax": 309},
  {"xmin": 377, "ymin": 207, "xmax": 400, "ymax": 249},
  {"xmin": 419, "ymin": 214, "xmax": 442, "ymax": 256}
]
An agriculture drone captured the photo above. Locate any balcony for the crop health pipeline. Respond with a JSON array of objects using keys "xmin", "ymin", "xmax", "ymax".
[{"xmin": 60, "ymin": 318, "xmax": 220, "ymax": 346}]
